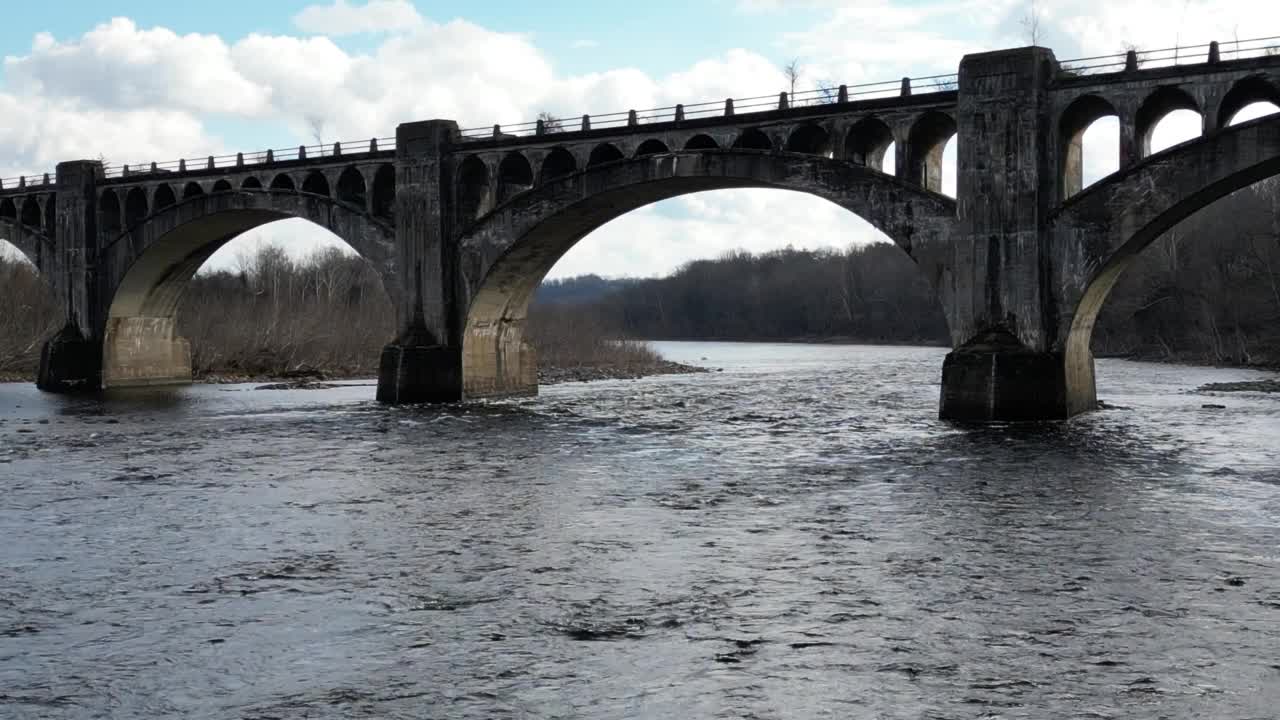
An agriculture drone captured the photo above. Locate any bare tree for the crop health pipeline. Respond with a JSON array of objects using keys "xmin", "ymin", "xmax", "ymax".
[
  {"xmin": 306, "ymin": 115, "xmax": 327, "ymax": 147},
  {"xmin": 816, "ymin": 80, "xmax": 840, "ymax": 104},
  {"xmin": 783, "ymin": 58, "xmax": 803, "ymax": 99},
  {"xmin": 537, "ymin": 111, "xmax": 565, "ymax": 134},
  {"xmin": 1020, "ymin": 1, "xmax": 1044, "ymax": 46}
]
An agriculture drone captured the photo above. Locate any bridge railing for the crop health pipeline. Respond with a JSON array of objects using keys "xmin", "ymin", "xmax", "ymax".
[
  {"xmin": 0, "ymin": 172, "xmax": 54, "ymax": 192},
  {"xmin": 456, "ymin": 71, "xmax": 960, "ymax": 141},
  {"xmin": 1060, "ymin": 34, "xmax": 1280, "ymax": 76},
  {"xmin": 98, "ymin": 135, "xmax": 398, "ymax": 180}
]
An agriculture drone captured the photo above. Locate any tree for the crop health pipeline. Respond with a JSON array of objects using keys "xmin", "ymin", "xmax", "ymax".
[
  {"xmin": 537, "ymin": 111, "xmax": 565, "ymax": 134},
  {"xmin": 783, "ymin": 58, "xmax": 803, "ymax": 99},
  {"xmin": 1020, "ymin": 1, "xmax": 1044, "ymax": 46}
]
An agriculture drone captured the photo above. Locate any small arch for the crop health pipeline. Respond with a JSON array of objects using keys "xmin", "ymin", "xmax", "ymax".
[
  {"xmin": 371, "ymin": 164, "xmax": 395, "ymax": 219},
  {"xmin": 1218, "ymin": 75, "xmax": 1280, "ymax": 128},
  {"xmin": 588, "ymin": 143, "xmax": 625, "ymax": 167},
  {"xmin": 784, "ymin": 124, "xmax": 832, "ymax": 156},
  {"xmin": 497, "ymin": 152, "xmax": 534, "ymax": 204},
  {"xmin": 684, "ymin": 134, "xmax": 719, "ymax": 150},
  {"xmin": 732, "ymin": 128, "xmax": 773, "ymax": 151},
  {"xmin": 1136, "ymin": 86, "xmax": 1200, "ymax": 157},
  {"xmin": 456, "ymin": 155, "xmax": 491, "ymax": 222},
  {"xmin": 635, "ymin": 139, "xmax": 670, "ymax": 157},
  {"xmin": 270, "ymin": 174, "xmax": 296, "ymax": 191},
  {"xmin": 540, "ymin": 148, "xmax": 577, "ymax": 183},
  {"xmin": 20, "ymin": 198, "xmax": 41, "ymax": 229},
  {"xmin": 906, "ymin": 111, "xmax": 957, "ymax": 192},
  {"xmin": 124, "ymin": 187, "xmax": 148, "ymax": 229},
  {"xmin": 241, "ymin": 177, "xmax": 263, "ymax": 190},
  {"xmin": 336, "ymin": 167, "xmax": 367, "ymax": 208},
  {"xmin": 1059, "ymin": 94, "xmax": 1120, "ymax": 199},
  {"xmin": 99, "ymin": 190, "xmax": 121, "ymax": 238},
  {"xmin": 212, "ymin": 179, "xmax": 233, "ymax": 193},
  {"xmin": 154, "ymin": 184, "xmax": 176, "ymax": 210},
  {"xmin": 182, "ymin": 182, "xmax": 204, "ymax": 199},
  {"xmin": 844, "ymin": 117, "xmax": 894, "ymax": 170},
  {"xmin": 0, "ymin": 198, "xmax": 16, "ymax": 222},
  {"xmin": 302, "ymin": 171, "xmax": 330, "ymax": 196}
]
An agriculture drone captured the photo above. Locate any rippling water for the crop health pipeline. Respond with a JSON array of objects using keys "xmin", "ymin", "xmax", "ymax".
[{"xmin": 2, "ymin": 342, "xmax": 1279, "ymax": 719}]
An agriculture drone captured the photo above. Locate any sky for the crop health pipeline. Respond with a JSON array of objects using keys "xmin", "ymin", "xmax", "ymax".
[{"xmin": 1, "ymin": 0, "xmax": 1278, "ymax": 278}]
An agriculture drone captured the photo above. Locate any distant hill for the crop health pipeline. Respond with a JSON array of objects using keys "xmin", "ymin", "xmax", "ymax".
[{"xmin": 535, "ymin": 274, "xmax": 638, "ymax": 304}]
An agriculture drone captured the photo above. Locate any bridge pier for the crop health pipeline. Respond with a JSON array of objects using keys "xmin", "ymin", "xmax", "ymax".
[
  {"xmin": 939, "ymin": 330, "xmax": 1096, "ymax": 421},
  {"xmin": 102, "ymin": 316, "xmax": 192, "ymax": 387}
]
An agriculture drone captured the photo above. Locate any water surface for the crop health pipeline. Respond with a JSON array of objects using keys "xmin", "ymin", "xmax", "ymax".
[{"xmin": 2, "ymin": 342, "xmax": 1278, "ymax": 719}]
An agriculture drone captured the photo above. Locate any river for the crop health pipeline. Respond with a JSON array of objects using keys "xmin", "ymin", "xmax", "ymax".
[{"xmin": 2, "ymin": 342, "xmax": 1278, "ymax": 719}]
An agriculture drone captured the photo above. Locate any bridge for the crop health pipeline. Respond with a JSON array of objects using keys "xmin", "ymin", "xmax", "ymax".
[{"xmin": 3, "ymin": 38, "xmax": 1280, "ymax": 420}]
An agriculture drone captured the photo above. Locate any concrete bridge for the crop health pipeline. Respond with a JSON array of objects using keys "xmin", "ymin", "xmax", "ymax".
[{"xmin": 3, "ymin": 39, "xmax": 1280, "ymax": 420}]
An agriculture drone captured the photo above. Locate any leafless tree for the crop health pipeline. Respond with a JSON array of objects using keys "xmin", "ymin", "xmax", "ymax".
[
  {"xmin": 1020, "ymin": 1, "xmax": 1044, "ymax": 46},
  {"xmin": 306, "ymin": 115, "xmax": 327, "ymax": 147},
  {"xmin": 537, "ymin": 111, "xmax": 565, "ymax": 134},
  {"xmin": 783, "ymin": 58, "xmax": 803, "ymax": 99}
]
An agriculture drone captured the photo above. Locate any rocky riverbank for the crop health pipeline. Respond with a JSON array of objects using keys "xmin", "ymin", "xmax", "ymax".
[{"xmin": 1197, "ymin": 379, "xmax": 1280, "ymax": 393}]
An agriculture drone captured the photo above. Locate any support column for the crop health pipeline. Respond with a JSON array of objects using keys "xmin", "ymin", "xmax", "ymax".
[
  {"xmin": 38, "ymin": 160, "xmax": 103, "ymax": 393},
  {"xmin": 376, "ymin": 119, "xmax": 464, "ymax": 404},
  {"xmin": 939, "ymin": 48, "xmax": 1095, "ymax": 421}
]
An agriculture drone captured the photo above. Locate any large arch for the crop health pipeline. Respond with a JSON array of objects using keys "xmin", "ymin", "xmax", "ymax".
[
  {"xmin": 456, "ymin": 149, "xmax": 958, "ymax": 397},
  {"xmin": 95, "ymin": 190, "xmax": 399, "ymax": 388},
  {"xmin": 1054, "ymin": 113, "xmax": 1280, "ymax": 415}
]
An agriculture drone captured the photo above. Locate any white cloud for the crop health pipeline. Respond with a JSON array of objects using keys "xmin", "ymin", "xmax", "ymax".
[{"xmin": 292, "ymin": 0, "xmax": 424, "ymax": 36}]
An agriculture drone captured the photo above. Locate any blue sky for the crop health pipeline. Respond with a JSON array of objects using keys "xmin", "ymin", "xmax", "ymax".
[{"xmin": 1, "ymin": 1, "xmax": 1277, "ymax": 277}]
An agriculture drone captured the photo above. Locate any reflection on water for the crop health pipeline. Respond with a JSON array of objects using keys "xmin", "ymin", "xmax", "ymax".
[{"xmin": 2, "ymin": 343, "xmax": 1278, "ymax": 719}]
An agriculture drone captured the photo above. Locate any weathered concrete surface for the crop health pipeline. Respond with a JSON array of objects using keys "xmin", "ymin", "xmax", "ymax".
[
  {"xmin": 8, "ymin": 41, "xmax": 1280, "ymax": 420},
  {"xmin": 102, "ymin": 316, "xmax": 191, "ymax": 387}
]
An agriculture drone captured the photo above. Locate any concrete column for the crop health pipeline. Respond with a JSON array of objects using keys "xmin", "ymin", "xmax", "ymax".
[
  {"xmin": 376, "ymin": 119, "xmax": 464, "ymax": 404},
  {"xmin": 1118, "ymin": 108, "xmax": 1141, "ymax": 167},
  {"xmin": 38, "ymin": 160, "xmax": 104, "ymax": 392},
  {"xmin": 939, "ymin": 48, "xmax": 1095, "ymax": 421}
]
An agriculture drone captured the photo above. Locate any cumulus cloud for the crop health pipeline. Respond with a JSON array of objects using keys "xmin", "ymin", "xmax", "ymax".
[{"xmin": 292, "ymin": 0, "xmax": 424, "ymax": 36}]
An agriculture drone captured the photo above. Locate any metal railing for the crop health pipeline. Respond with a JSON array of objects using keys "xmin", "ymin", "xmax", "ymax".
[
  {"xmin": 1059, "ymin": 34, "xmax": 1280, "ymax": 76},
  {"xmin": 457, "ymin": 72, "xmax": 959, "ymax": 141},
  {"xmin": 99, "ymin": 136, "xmax": 397, "ymax": 180},
  {"xmin": 0, "ymin": 173, "xmax": 54, "ymax": 192}
]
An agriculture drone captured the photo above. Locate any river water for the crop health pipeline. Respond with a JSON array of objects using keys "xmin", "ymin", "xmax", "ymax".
[{"xmin": 2, "ymin": 342, "xmax": 1278, "ymax": 719}]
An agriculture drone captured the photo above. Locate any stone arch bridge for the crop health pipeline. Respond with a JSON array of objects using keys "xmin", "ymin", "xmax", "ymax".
[{"xmin": 3, "ymin": 40, "xmax": 1279, "ymax": 420}]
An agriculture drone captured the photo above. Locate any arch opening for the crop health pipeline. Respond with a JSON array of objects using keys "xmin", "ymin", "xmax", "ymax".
[
  {"xmin": 371, "ymin": 164, "xmax": 395, "ymax": 219},
  {"xmin": 1060, "ymin": 95, "xmax": 1120, "ymax": 199},
  {"xmin": 124, "ymin": 188, "xmax": 148, "ymax": 230},
  {"xmin": 99, "ymin": 194, "xmax": 398, "ymax": 389},
  {"xmin": 100, "ymin": 190, "xmax": 122, "ymax": 238},
  {"xmin": 270, "ymin": 174, "xmax": 295, "ymax": 191},
  {"xmin": 1137, "ymin": 86, "xmax": 1201, "ymax": 157},
  {"xmin": 183, "ymin": 182, "xmax": 205, "ymax": 199},
  {"xmin": 635, "ymin": 139, "xmax": 670, "ymax": 157},
  {"xmin": 785, "ymin": 124, "xmax": 832, "ymax": 156},
  {"xmin": 458, "ymin": 150, "xmax": 956, "ymax": 399},
  {"xmin": 588, "ymin": 143, "xmax": 625, "ymax": 167},
  {"xmin": 154, "ymin": 184, "xmax": 177, "ymax": 211},
  {"xmin": 497, "ymin": 153, "xmax": 534, "ymax": 204},
  {"xmin": 20, "ymin": 198, "xmax": 42, "ymax": 229},
  {"xmin": 906, "ymin": 111, "xmax": 956, "ymax": 193},
  {"xmin": 684, "ymin": 134, "xmax": 719, "ymax": 151},
  {"xmin": 0, "ymin": 199, "xmax": 16, "ymax": 223},
  {"xmin": 540, "ymin": 148, "xmax": 576, "ymax": 183},
  {"xmin": 336, "ymin": 167, "xmax": 367, "ymax": 209},
  {"xmin": 242, "ymin": 177, "xmax": 263, "ymax": 190},
  {"xmin": 1218, "ymin": 76, "xmax": 1280, "ymax": 129},
  {"xmin": 844, "ymin": 118, "xmax": 894, "ymax": 171},
  {"xmin": 456, "ymin": 156, "xmax": 491, "ymax": 223},
  {"xmin": 212, "ymin": 179, "xmax": 233, "ymax": 193},
  {"xmin": 732, "ymin": 128, "xmax": 773, "ymax": 151},
  {"xmin": 302, "ymin": 171, "xmax": 330, "ymax": 196}
]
